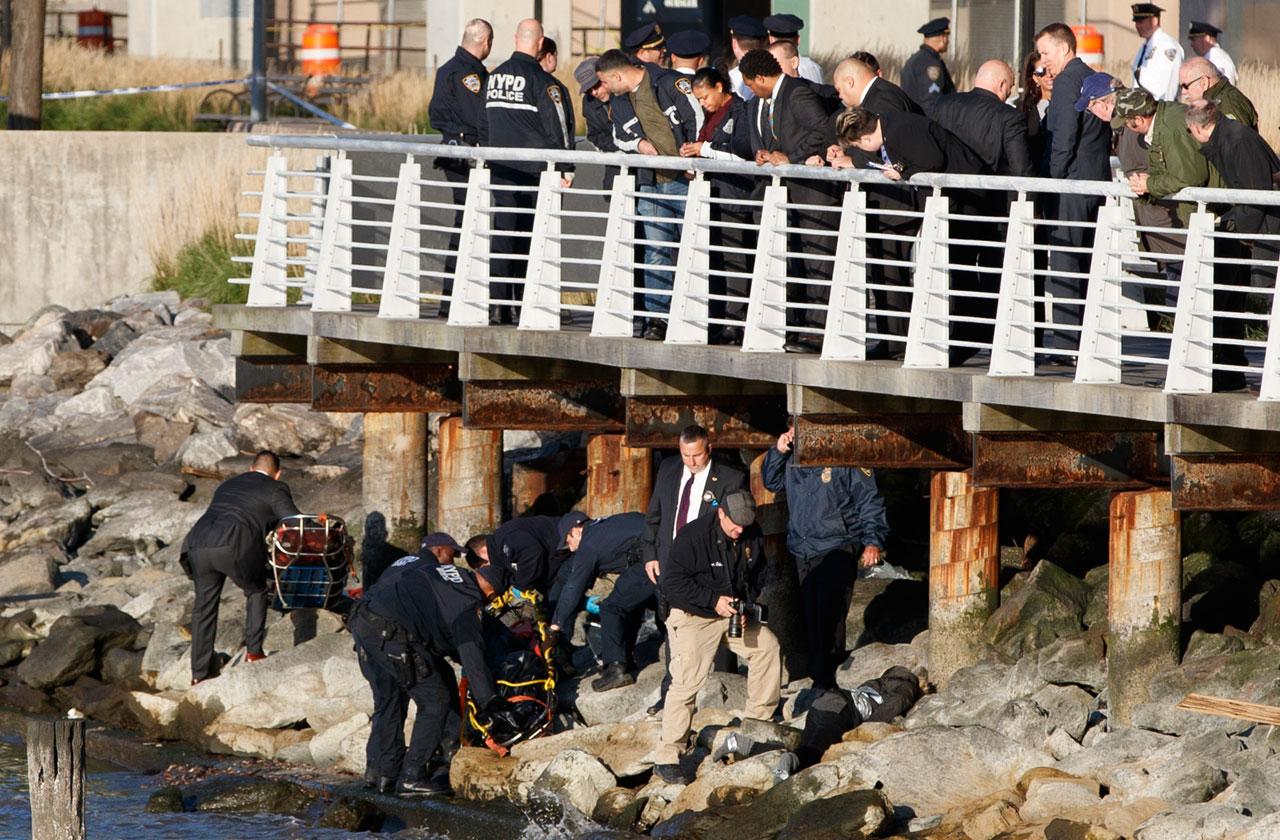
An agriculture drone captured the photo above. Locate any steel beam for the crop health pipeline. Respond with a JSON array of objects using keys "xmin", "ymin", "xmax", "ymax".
[
  {"xmin": 793, "ymin": 413, "xmax": 970, "ymax": 469},
  {"xmin": 624, "ymin": 396, "xmax": 788, "ymax": 448},
  {"xmin": 234, "ymin": 356, "xmax": 311, "ymax": 403},
  {"xmin": 463, "ymin": 380, "xmax": 625, "ymax": 432},
  {"xmin": 972, "ymin": 431, "xmax": 1164, "ymax": 488},
  {"xmin": 312, "ymin": 363, "xmax": 461, "ymax": 413},
  {"xmin": 1171, "ymin": 453, "xmax": 1280, "ymax": 510}
]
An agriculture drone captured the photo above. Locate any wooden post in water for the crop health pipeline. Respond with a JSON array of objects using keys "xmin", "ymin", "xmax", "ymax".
[{"xmin": 27, "ymin": 719, "xmax": 85, "ymax": 840}]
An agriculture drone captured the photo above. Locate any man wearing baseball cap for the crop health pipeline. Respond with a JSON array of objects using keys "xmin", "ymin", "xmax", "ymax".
[{"xmin": 653, "ymin": 488, "xmax": 780, "ymax": 783}]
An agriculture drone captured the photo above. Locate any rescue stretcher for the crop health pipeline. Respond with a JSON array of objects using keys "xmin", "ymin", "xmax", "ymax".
[{"xmin": 266, "ymin": 514, "xmax": 355, "ymax": 610}]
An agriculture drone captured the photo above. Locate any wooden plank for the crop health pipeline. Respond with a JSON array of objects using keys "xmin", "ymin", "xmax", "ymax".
[{"xmin": 1177, "ymin": 692, "xmax": 1280, "ymax": 726}]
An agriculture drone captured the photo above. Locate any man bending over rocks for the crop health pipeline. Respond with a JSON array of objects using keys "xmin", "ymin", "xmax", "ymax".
[{"xmin": 180, "ymin": 450, "xmax": 298, "ymax": 684}]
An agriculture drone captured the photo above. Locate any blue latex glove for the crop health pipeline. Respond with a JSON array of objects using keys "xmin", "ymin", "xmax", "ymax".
[{"xmin": 585, "ymin": 595, "xmax": 601, "ymax": 615}]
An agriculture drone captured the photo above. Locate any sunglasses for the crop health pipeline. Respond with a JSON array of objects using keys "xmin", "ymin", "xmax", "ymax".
[
  {"xmin": 1179, "ymin": 75, "xmax": 1207, "ymax": 90},
  {"xmin": 1033, "ymin": 67, "xmax": 1048, "ymax": 77}
]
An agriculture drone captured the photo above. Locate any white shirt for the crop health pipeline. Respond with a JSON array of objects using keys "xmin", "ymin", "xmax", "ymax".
[
  {"xmin": 729, "ymin": 65, "xmax": 754, "ymax": 102},
  {"xmin": 1133, "ymin": 26, "xmax": 1183, "ymax": 101},
  {"xmin": 756, "ymin": 74, "xmax": 787, "ymax": 140},
  {"xmin": 672, "ymin": 465, "xmax": 712, "ymax": 537},
  {"xmin": 798, "ymin": 55, "xmax": 824, "ymax": 85},
  {"xmin": 1205, "ymin": 44, "xmax": 1238, "ymax": 86},
  {"xmin": 858, "ymin": 75, "xmax": 878, "ymax": 106}
]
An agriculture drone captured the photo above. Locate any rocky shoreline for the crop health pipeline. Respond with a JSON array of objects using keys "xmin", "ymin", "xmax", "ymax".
[{"xmin": 4, "ymin": 294, "xmax": 1280, "ymax": 839}]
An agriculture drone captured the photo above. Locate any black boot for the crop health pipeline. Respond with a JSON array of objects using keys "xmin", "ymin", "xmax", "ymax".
[
  {"xmin": 362, "ymin": 769, "xmax": 378, "ymax": 790},
  {"xmin": 376, "ymin": 776, "xmax": 397, "ymax": 795},
  {"xmin": 591, "ymin": 661, "xmax": 636, "ymax": 692},
  {"xmin": 400, "ymin": 776, "xmax": 451, "ymax": 797}
]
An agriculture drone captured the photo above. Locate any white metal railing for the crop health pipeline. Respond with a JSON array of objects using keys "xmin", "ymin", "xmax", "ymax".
[{"xmin": 233, "ymin": 135, "xmax": 1280, "ymax": 400}]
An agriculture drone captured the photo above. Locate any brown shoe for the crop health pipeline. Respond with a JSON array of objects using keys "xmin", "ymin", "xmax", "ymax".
[{"xmin": 245, "ymin": 652, "xmax": 267, "ymax": 663}]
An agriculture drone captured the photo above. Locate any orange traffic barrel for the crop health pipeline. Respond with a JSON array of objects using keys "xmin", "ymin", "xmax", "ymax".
[
  {"xmin": 76, "ymin": 9, "xmax": 113, "ymax": 52},
  {"xmin": 300, "ymin": 24, "xmax": 341, "ymax": 76},
  {"xmin": 1072, "ymin": 24, "xmax": 1105, "ymax": 69}
]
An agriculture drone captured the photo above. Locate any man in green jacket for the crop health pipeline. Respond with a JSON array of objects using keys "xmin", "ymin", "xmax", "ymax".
[
  {"xmin": 1178, "ymin": 56, "xmax": 1256, "ymax": 129},
  {"xmin": 1114, "ymin": 87, "xmax": 1221, "ymax": 222}
]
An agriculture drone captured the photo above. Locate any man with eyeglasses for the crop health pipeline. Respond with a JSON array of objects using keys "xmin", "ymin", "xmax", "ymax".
[
  {"xmin": 1177, "ymin": 57, "xmax": 1256, "ymax": 129},
  {"xmin": 1130, "ymin": 3, "xmax": 1182, "ymax": 102}
]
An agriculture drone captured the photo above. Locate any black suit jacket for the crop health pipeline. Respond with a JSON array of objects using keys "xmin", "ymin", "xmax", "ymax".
[
  {"xmin": 181, "ymin": 471, "xmax": 300, "ymax": 580},
  {"xmin": 860, "ymin": 77, "xmax": 925, "ymax": 117},
  {"xmin": 642, "ymin": 455, "xmax": 746, "ymax": 567},
  {"xmin": 880, "ymin": 111, "xmax": 987, "ymax": 178},
  {"xmin": 749, "ymin": 75, "xmax": 835, "ymax": 164},
  {"xmin": 1044, "ymin": 57, "xmax": 1112, "ymax": 181},
  {"xmin": 930, "ymin": 89, "xmax": 1034, "ymax": 177}
]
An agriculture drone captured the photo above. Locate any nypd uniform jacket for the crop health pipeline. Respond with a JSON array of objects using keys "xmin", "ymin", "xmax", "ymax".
[
  {"xmin": 485, "ymin": 515, "xmax": 562, "ymax": 593},
  {"xmin": 550, "ymin": 512, "xmax": 646, "ymax": 630},
  {"xmin": 660, "ymin": 511, "xmax": 767, "ymax": 620},
  {"xmin": 1133, "ymin": 26, "xmax": 1183, "ymax": 101},
  {"xmin": 761, "ymin": 447, "xmax": 889, "ymax": 564},
  {"xmin": 900, "ymin": 44, "xmax": 955, "ymax": 112},
  {"xmin": 480, "ymin": 51, "xmax": 574, "ymax": 173},
  {"xmin": 428, "ymin": 46, "xmax": 488, "ymax": 145},
  {"xmin": 361, "ymin": 560, "xmax": 498, "ymax": 707},
  {"xmin": 583, "ymin": 94, "xmax": 619, "ymax": 152}
]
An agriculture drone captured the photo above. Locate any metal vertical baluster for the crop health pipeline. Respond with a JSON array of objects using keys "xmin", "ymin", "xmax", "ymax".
[
  {"xmin": 448, "ymin": 164, "xmax": 492, "ymax": 327},
  {"xmin": 903, "ymin": 194, "xmax": 950, "ymax": 368},
  {"xmin": 1165, "ymin": 211, "xmax": 1216, "ymax": 394},
  {"xmin": 1075, "ymin": 204, "xmax": 1124, "ymax": 384},
  {"xmin": 247, "ymin": 153, "xmax": 290, "ymax": 306},
  {"xmin": 518, "ymin": 168, "xmax": 564, "ymax": 331},
  {"xmin": 310, "ymin": 154, "xmax": 354, "ymax": 312},
  {"xmin": 1257, "ymin": 238, "xmax": 1280, "ymax": 401},
  {"xmin": 821, "ymin": 187, "xmax": 868, "ymax": 360},
  {"xmin": 988, "ymin": 199, "xmax": 1036, "ymax": 377},
  {"xmin": 591, "ymin": 171, "xmax": 637, "ymax": 337},
  {"xmin": 665, "ymin": 175, "xmax": 712, "ymax": 344},
  {"xmin": 378, "ymin": 156, "xmax": 423, "ymax": 319},
  {"xmin": 301, "ymin": 153, "xmax": 329, "ymax": 305},
  {"xmin": 741, "ymin": 182, "xmax": 788, "ymax": 353}
]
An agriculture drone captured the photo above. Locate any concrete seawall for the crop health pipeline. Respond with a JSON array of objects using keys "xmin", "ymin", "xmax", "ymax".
[{"xmin": 0, "ymin": 132, "xmax": 269, "ymax": 330}]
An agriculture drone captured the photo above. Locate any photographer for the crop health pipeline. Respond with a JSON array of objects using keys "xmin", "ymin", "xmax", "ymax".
[{"xmin": 653, "ymin": 489, "xmax": 781, "ymax": 784}]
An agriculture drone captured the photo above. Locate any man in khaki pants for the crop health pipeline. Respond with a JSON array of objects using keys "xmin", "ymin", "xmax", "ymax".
[{"xmin": 653, "ymin": 489, "xmax": 781, "ymax": 784}]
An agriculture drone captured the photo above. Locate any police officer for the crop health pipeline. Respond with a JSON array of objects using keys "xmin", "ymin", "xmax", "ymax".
[
  {"xmin": 654, "ymin": 489, "xmax": 781, "ymax": 784},
  {"xmin": 538, "ymin": 36, "xmax": 575, "ymax": 146},
  {"xmin": 667, "ymin": 29, "xmax": 708, "ymax": 74},
  {"xmin": 727, "ymin": 16, "xmax": 768, "ymax": 101},
  {"xmin": 546, "ymin": 511, "xmax": 648, "ymax": 690},
  {"xmin": 624, "ymin": 21, "xmax": 667, "ymax": 66},
  {"xmin": 480, "ymin": 18, "xmax": 574, "ymax": 325},
  {"xmin": 464, "ymin": 514, "xmax": 563, "ymax": 596},
  {"xmin": 350, "ymin": 543, "xmax": 519, "ymax": 795},
  {"xmin": 428, "ymin": 19, "xmax": 492, "ymax": 149},
  {"xmin": 763, "ymin": 13, "xmax": 823, "ymax": 84},
  {"xmin": 1188, "ymin": 21, "xmax": 1237, "ymax": 86},
  {"xmin": 1131, "ymin": 3, "xmax": 1182, "ymax": 101},
  {"xmin": 761, "ymin": 422, "xmax": 889, "ymax": 691},
  {"xmin": 900, "ymin": 17, "xmax": 955, "ymax": 113}
]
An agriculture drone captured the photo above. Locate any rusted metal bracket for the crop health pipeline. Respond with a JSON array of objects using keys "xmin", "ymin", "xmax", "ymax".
[
  {"xmin": 972, "ymin": 431, "xmax": 1165, "ymax": 488},
  {"xmin": 793, "ymin": 413, "xmax": 971, "ymax": 468},
  {"xmin": 463, "ymin": 380, "xmax": 625, "ymax": 431},
  {"xmin": 1171, "ymin": 453, "xmax": 1280, "ymax": 510},
  {"xmin": 312, "ymin": 363, "xmax": 461, "ymax": 412},
  {"xmin": 235, "ymin": 356, "xmax": 312, "ymax": 403},
  {"xmin": 624, "ymin": 396, "xmax": 788, "ymax": 448}
]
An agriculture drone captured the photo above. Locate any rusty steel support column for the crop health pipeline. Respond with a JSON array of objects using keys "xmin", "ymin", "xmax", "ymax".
[
  {"xmin": 584, "ymin": 434, "xmax": 653, "ymax": 519},
  {"xmin": 361, "ymin": 413, "xmax": 428, "ymax": 588},
  {"xmin": 928, "ymin": 471, "xmax": 999, "ymax": 688},
  {"xmin": 1108, "ymin": 488, "xmax": 1181, "ymax": 727},
  {"xmin": 437, "ymin": 415, "xmax": 502, "ymax": 546}
]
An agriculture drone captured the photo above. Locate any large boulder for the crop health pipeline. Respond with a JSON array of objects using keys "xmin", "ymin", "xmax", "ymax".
[
  {"xmin": 450, "ymin": 746, "xmax": 518, "ymax": 802},
  {"xmin": 984, "ymin": 561, "xmax": 1091, "ymax": 659},
  {"xmin": 187, "ymin": 777, "xmax": 315, "ymax": 814},
  {"xmin": 663, "ymin": 752, "xmax": 781, "ymax": 819},
  {"xmin": 512, "ymin": 720, "xmax": 661, "ymax": 778},
  {"xmin": 0, "ymin": 498, "xmax": 92, "ymax": 554},
  {"xmin": 572, "ymin": 660, "xmax": 664, "ymax": 725},
  {"xmin": 129, "ymin": 378, "xmax": 234, "ymax": 432},
  {"xmin": 0, "ymin": 545, "xmax": 61, "ymax": 598},
  {"xmin": 1036, "ymin": 631, "xmax": 1107, "ymax": 692},
  {"xmin": 1129, "ymin": 646, "xmax": 1280, "ymax": 737},
  {"xmin": 86, "ymin": 329, "xmax": 233, "ymax": 405},
  {"xmin": 17, "ymin": 606, "xmax": 141, "ymax": 689},
  {"xmin": 0, "ymin": 318, "xmax": 78, "ymax": 385},
  {"xmin": 775, "ymin": 787, "xmax": 894, "ymax": 840},
  {"xmin": 176, "ymin": 431, "xmax": 239, "ymax": 471},
  {"xmin": 230, "ymin": 403, "xmax": 347, "ymax": 458},
  {"xmin": 1131, "ymin": 802, "xmax": 1253, "ymax": 840},
  {"xmin": 47, "ymin": 349, "xmax": 109, "ymax": 391},
  {"xmin": 76, "ymin": 491, "xmax": 203, "ymax": 559},
  {"xmin": 531, "ymin": 749, "xmax": 617, "ymax": 819}
]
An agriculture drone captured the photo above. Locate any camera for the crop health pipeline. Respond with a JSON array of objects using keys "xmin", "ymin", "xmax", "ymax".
[{"xmin": 726, "ymin": 598, "xmax": 768, "ymax": 639}]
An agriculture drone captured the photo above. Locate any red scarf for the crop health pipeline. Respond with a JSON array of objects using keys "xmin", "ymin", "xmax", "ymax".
[{"xmin": 697, "ymin": 104, "xmax": 729, "ymax": 143}]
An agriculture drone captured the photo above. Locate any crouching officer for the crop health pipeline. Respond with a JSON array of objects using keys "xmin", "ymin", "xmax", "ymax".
[
  {"xmin": 654, "ymin": 489, "xmax": 781, "ymax": 784},
  {"xmin": 350, "ymin": 544, "xmax": 519, "ymax": 796},
  {"xmin": 546, "ymin": 511, "xmax": 647, "ymax": 691}
]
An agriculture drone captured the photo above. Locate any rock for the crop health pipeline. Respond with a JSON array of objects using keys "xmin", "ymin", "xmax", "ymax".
[
  {"xmin": 707, "ymin": 786, "xmax": 758, "ymax": 807},
  {"xmin": 1182, "ymin": 554, "xmax": 1258, "ymax": 634},
  {"xmin": 1183, "ymin": 630, "xmax": 1246, "ymax": 660},
  {"xmin": 52, "ymin": 387, "xmax": 124, "ymax": 421},
  {"xmin": 92, "ymin": 321, "xmax": 138, "ymax": 359},
  {"xmin": 1056, "ymin": 727, "xmax": 1177, "ymax": 784},
  {"xmin": 664, "ymin": 752, "xmax": 779, "ymax": 818},
  {"xmin": 8, "ymin": 373, "xmax": 56, "ymax": 399},
  {"xmin": 47, "ymin": 350, "xmax": 109, "ymax": 390},
  {"xmin": 108, "ymin": 290, "xmax": 180, "ymax": 316},
  {"xmin": 131, "ymin": 378, "xmax": 235, "ymax": 432},
  {"xmin": 1019, "ymin": 776, "xmax": 1103, "ymax": 824},
  {"xmin": 1128, "ymin": 646, "xmax": 1280, "ymax": 737},
  {"xmin": 835, "ymin": 641, "xmax": 922, "ymax": 692},
  {"xmin": 984, "ymin": 560, "xmax": 1091, "ymax": 659},
  {"xmin": 0, "ymin": 546, "xmax": 60, "ymax": 598},
  {"xmin": 1131, "ymin": 802, "xmax": 1252, "ymax": 839},
  {"xmin": 0, "ymin": 498, "xmax": 92, "ymax": 554},
  {"xmin": 592, "ymin": 787, "xmax": 645, "ymax": 832},
  {"xmin": 307, "ymin": 712, "xmax": 369, "ymax": 767},
  {"xmin": 145, "ymin": 786, "xmax": 186, "ymax": 813},
  {"xmin": 512, "ymin": 720, "xmax": 660, "ymax": 778},
  {"xmin": 176, "ymin": 431, "xmax": 239, "ymax": 471},
  {"xmin": 450, "ymin": 746, "xmax": 518, "ymax": 802},
  {"xmin": 231, "ymin": 403, "xmax": 346, "ymax": 458},
  {"xmin": 317, "ymin": 797, "xmax": 382, "ymax": 831},
  {"xmin": 2, "ymin": 468, "xmax": 65, "ymax": 511},
  {"xmin": 1217, "ymin": 751, "xmax": 1280, "ymax": 815},
  {"xmin": 1233, "ymin": 811, "xmax": 1280, "ymax": 840},
  {"xmin": 831, "ymin": 724, "xmax": 1054, "ymax": 818},
  {"xmin": 775, "ymin": 787, "xmax": 894, "ymax": 840},
  {"xmin": 697, "ymin": 762, "xmax": 847, "ymax": 840},
  {"xmin": 939, "ymin": 789, "xmax": 1024, "ymax": 840},
  {"xmin": 262, "ymin": 608, "xmax": 346, "ymax": 653},
  {"xmin": 0, "ymin": 683, "xmax": 57, "ymax": 715},
  {"xmin": 905, "ymin": 659, "xmax": 1049, "ymax": 732},
  {"xmin": 573, "ymin": 660, "xmax": 665, "ymax": 725},
  {"xmin": 1099, "ymin": 798, "xmax": 1173, "ymax": 838},
  {"xmin": 77, "ymin": 491, "xmax": 203, "ymax": 559},
  {"xmin": 843, "ymin": 577, "xmax": 928, "ymax": 649},
  {"xmin": 87, "ymin": 329, "xmax": 233, "ymax": 405},
  {"xmin": 1031, "ymin": 684, "xmax": 1093, "ymax": 742},
  {"xmin": 189, "ymin": 778, "xmax": 315, "ymax": 814},
  {"xmin": 85, "ymin": 471, "xmax": 190, "ymax": 510},
  {"xmin": 100, "ymin": 647, "xmax": 145, "ymax": 688},
  {"xmin": 133, "ymin": 414, "xmax": 194, "ymax": 463},
  {"xmin": 1249, "ymin": 580, "xmax": 1280, "ymax": 645},
  {"xmin": 124, "ymin": 691, "xmax": 182, "ymax": 738},
  {"xmin": 0, "ymin": 319, "xmax": 77, "ymax": 385},
  {"xmin": 532, "ymin": 749, "xmax": 617, "ymax": 818},
  {"xmin": 995, "ymin": 697, "xmax": 1053, "ymax": 750},
  {"xmin": 1036, "ymin": 632, "xmax": 1106, "ymax": 692},
  {"xmin": 651, "ymin": 809, "xmax": 734, "ymax": 839},
  {"xmin": 17, "ymin": 607, "xmax": 142, "ymax": 689}
]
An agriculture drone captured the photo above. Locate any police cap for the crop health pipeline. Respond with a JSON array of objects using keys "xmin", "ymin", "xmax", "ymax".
[
  {"xmin": 1111, "ymin": 87, "xmax": 1157, "ymax": 128},
  {"xmin": 918, "ymin": 17, "xmax": 950, "ymax": 36},
  {"xmin": 420, "ymin": 532, "xmax": 464, "ymax": 554},
  {"xmin": 667, "ymin": 29, "xmax": 710, "ymax": 58},
  {"xmin": 1131, "ymin": 3, "xmax": 1164, "ymax": 20},
  {"xmin": 623, "ymin": 21, "xmax": 665, "ymax": 51},
  {"xmin": 763, "ymin": 13, "xmax": 805, "ymax": 37},
  {"xmin": 728, "ymin": 15, "xmax": 766, "ymax": 39},
  {"xmin": 1074, "ymin": 71, "xmax": 1119, "ymax": 112},
  {"xmin": 557, "ymin": 510, "xmax": 589, "ymax": 548},
  {"xmin": 1188, "ymin": 20, "xmax": 1222, "ymax": 37},
  {"xmin": 574, "ymin": 57, "xmax": 600, "ymax": 95}
]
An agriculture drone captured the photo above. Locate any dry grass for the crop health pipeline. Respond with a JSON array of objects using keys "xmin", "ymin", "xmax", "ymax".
[
  {"xmin": 345, "ymin": 70, "xmax": 434, "ymax": 132},
  {"xmin": 1237, "ymin": 61, "xmax": 1280, "ymax": 149}
]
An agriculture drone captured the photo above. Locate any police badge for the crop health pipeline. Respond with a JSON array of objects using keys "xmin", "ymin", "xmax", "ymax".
[
  {"xmin": 548, "ymin": 84, "xmax": 562, "ymax": 105},
  {"xmin": 462, "ymin": 73, "xmax": 481, "ymax": 94},
  {"xmin": 820, "ymin": 467, "xmax": 832, "ymax": 483},
  {"xmin": 702, "ymin": 490, "xmax": 715, "ymax": 504},
  {"xmin": 1164, "ymin": 48, "xmax": 1177, "ymax": 60},
  {"xmin": 675, "ymin": 77, "xmax": 693, "ymax": 96},
  {"xmin": 926, "ymin": 65, "xmax": 941, "ymax": 81}
]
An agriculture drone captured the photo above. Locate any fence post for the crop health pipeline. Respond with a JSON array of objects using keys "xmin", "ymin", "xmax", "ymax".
[
  {"xmin": 1165, "ymin": 211, "xmax": 1216, "ymax": 394},
  {"xmin": 821, "ymin": 187, "xmax": 869, "ymax": 361},
  {"xmin": 518, "ymin": 169, "xmax": 565, "ymax": 331},
  {"xmin": 591, "ymin": 172, "xmax": 637, "ymax": 338},
  {"xmin": 1075, "ymin": 204, "xmax": 1124, "ymax": 384},
  {"xmin": 27, "ymin": 718, "xmax": 85, "ymax": 840},
  {"xmin": 310, "ymin": 154, "xmax": 354, "ymax": 312},
  {"xmin": 741, "ymin": 182, "xmax": 789, "ymax": 353},
  {"xmin": 988, "ymin": 199, "xmax": 1037, "ymax": 377},
  {"xmin": 378, "ymin": 157, "xmax": 424, "ymax": 319},
  {"xmin": 665, "ymin": 175, "xmax": 712, "ymax": 344},
  {"xmin": 903, "ymin": 194, "xmax": 950, "ymax": 368},
  {"xmin": 447, "ymin": 164, "xmax": 492, "ymax": 327},
  {"xmin": 247, "ymin": 153, "xmax": 290, "ymax": 306},
  {"xmin": 300, "ymin": 153, "xmax": 329, "ymax": 305}
]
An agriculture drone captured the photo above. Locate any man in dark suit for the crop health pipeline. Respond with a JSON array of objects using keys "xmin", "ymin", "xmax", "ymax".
[
  {"xmin": 608, "ymin": 425, "xmax": 746, "ymax": 704},
  {"xmin": 1036, "ymin": 22, "xmax": 1113, "ymax": 354},
  {"xmin": 181, "ymin": 450, "xmax": 300, "ymax": 684},
  {"xmin": 831, "ymin": 56, "xmax": 923, "ymax": 358},
  {"xmin": 741, "ymin": 48, "xmax": 839, "ymax": 352}
]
